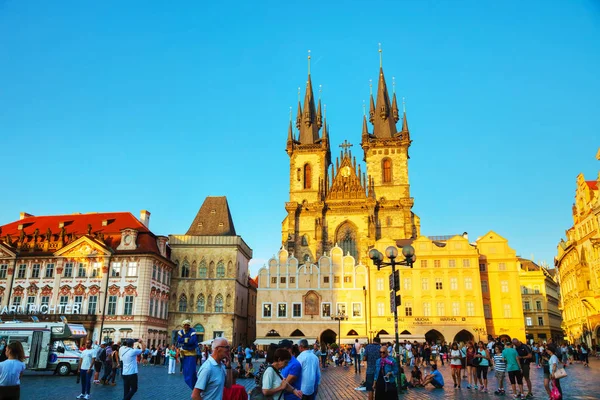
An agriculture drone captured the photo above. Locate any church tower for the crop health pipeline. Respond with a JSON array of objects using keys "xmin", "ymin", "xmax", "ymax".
[
  {"xmin": 361, "ymin": 55, "xmax": 419, "ymax": 240},
  {"xmin": 283, "ymin": 54, "xmax": 331, "ymax": 261}
]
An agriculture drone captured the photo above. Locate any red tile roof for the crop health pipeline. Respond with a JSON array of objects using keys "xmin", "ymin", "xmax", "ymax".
[{"xmin": 0, "ymin": 212, "xmax": 169, "ymax": 259}]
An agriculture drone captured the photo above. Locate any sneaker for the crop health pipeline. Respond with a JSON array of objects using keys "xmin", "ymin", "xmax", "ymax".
[
  {"xmin": 467, "ymin": 385, "xmax": 471, "ymax": 389},
  {"xmin": 514, "ymin": 394, "xmax": 522, "ymax": 399},
  {"xmin": 494, "ymin": 390, "xmax": 502, "ymax": 395},
  {"xmin": 481, "ymin": 386, "xmax": 486, "ymax": 391},
  {"xmin": 84, "ymin": 395, "xmax": 90, "ymax": 400},
  {"xmin": 77, "ymin": 395, "xmax": 85, "ymax": 399},
  {"xmin": 525, "ymin": 393, "xmax": 533, "ymax": 398},
  {"xmin": 474, "ymin": 385, "xmax": 479, "ymax": 390},
  {"xmin": 454, "ymin": 384, "xmax": 457, "ymax": 388}
]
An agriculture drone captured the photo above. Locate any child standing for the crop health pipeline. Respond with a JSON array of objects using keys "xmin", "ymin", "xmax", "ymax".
[
  {"xmin": 492, "ymin": 345, "xmax": 507, "ymax": 396},
  {"xmin": 0, "ymin": 341, "xmax": 26, "ymax": 400}
]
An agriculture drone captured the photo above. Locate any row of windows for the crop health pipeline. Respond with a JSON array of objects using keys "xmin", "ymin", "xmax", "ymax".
[
  {"xmin": 524, "ymin": 300, "xmax": 544, "ymax": 311},
  {"xmin": 178, "ymin": 294, "xmax": 227, "ymax": 313},
  {"xmin": 262, "ymin": 302, "xmax": 363, "ymax": 318},
  {"xmin": 525, "ymin": 316, "xmax": 545, "ymax": 326},
  {"xmin": 148, "ymin": 297, "xmax": 168, "ymax": 319},
  {"xmin": 0, "ymin": 262, "xmax": 141, "ymax": 280},
  {"xmin": 13, "ymin": 295, "xmax": 98, "ymax": 314},
  {"xmin": 180, "ymin": 260, "xmax": 229, "ymax": 279},
  {"xmin": 151, "ymin": 264, "xmax": 170, "ymax": 285}
]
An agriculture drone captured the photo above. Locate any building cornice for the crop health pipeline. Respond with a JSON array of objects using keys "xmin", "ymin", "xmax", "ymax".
[{"xmin": 169, "ymin": 235, "xmax": 253, "ymax": 259}]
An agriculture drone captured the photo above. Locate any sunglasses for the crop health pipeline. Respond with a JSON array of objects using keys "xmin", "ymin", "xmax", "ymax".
[{"xmin": 380, "ymin": 352, "xmax": 387, "ymax": 355}]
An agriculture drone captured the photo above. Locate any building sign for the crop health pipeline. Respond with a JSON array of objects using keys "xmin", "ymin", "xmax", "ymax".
[{"xmin": 1, "ymin": 303, "xmax": 82, "ymax": 315}]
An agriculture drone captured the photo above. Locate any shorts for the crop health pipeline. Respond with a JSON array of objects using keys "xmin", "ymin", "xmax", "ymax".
[
  {"xmin": 365, "ymin": 373, "xmax": 374, "ymax": 392},
  {"xmin": 476, "ymin": 365, "xmax": 489, "ymax": 379},
  {"xmin": 246, "ymin": 358, "xmax": 252, "ymax": 365},
  {"xmin": 521, "ymin": 363, "xmax": 530, "ymax": 379},
  {"xmin": 461, "ymin": 359, "xmax": 466, "ymax": 368},
  {"xmin": 451, "ymin": 364, "xmax": 462, "ymax": 370},
  {"xmin": 495, "ymin": 371, "xmax": 505, "ymax": 381},
  {"xmin": 508, "ymin": 370, "xmax": 523, "ymax": 385},
  {"xmin": 543, "ymin": 366, "xmax": 550, "ymax": 379},
  {"xmin": 94, "ymin": 361, "xmax": 102, "ymax": 371}
]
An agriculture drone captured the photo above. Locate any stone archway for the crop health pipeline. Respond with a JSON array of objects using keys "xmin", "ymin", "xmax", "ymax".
[
  {"xmin": 425, "ymin": 329, "xmax": 445, "ymax": 344},
  {"xmin": 453, "ymin": 329, "xmax": 474, "ymax": 344},
  {"xmin": 320, "ymin": 329, "xmax": 336, "ymax": 345}
]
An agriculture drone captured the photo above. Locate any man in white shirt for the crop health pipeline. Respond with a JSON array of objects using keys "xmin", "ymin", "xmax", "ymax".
[
  {"xmin": 353, "ymin": 339, "xmax": 362, "ymax": 373},
  {"xmin": 296, "ymin": 339, "xmax": 321, "ymax": 400},
  {"xmin": 120, "ymin": 339, "xmax": 146, "ymax": 400}
]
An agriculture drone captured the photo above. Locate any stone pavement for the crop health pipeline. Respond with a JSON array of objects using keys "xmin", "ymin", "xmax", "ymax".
[{"xmin": 21, "ymin": 357, "xmax": 600, "ymax": 399}]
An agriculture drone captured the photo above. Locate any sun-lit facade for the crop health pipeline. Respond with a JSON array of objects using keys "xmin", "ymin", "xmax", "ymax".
[
  {"xmin": 555, "ymin": 161, "xmax": 600, "ymax": 346},
  {"xmin": 255, "ymin": 60, "xmax": 526, "ymax": 345}
]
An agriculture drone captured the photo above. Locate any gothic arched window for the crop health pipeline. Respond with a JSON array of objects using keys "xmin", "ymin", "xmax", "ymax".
[
  {"xmin": 336, "ymin": 222, "xmax": 358, "ymax": 259},
  {"xmin": 198, "ymin": 261, "xmax": 207, "ymax": 278},
  {"xmin": 216, "ymin": 261, "xmax": 225, "ymax": 278},
  {"xmin": 304, "ymin": 164, "xmax": 312, "ymax": 189},
  {"xmin": 382, "ymin": 158, "xmax": 392, "ymax": 183},
  {"xmin": 181, "ymin": 262, "xmax": 190, "ymax": 278},
  {"xmin": 214, "ymin": 294, "xmax": 224, "ymax": 313},
  {"xmin": 178, "ymin": 294, "xmax": 187, "ymax": 312},
  {"xmin": 197, "ymin": 294, "xmax": 205, "ymax": 313}
]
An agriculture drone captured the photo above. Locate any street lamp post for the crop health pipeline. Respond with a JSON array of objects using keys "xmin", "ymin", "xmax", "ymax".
[
  {"xmin": 331, "ymin": 312, "xmax": 348, "ymax": 348},
  {"xmin": 369, "ymin": 244, "xmax": 415, "ymax": 398}
]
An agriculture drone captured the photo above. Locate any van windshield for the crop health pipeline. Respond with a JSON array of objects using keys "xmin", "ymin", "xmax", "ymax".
[{"xmin": 62, "ymin": 340, "xmax": 79, "ymax": 352}]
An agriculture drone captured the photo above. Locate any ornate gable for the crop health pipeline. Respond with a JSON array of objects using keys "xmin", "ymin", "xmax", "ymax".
[
  {"xmin": 54, "ymin": 235, "xmax": 112, "ymax": 258},
  {"xmin": 0, "ymin": 242, "xmax": 16, "ymax": 259},
  {"xmin": 327, "ymin": 149, "xmax": 367, "ymax": 201}
]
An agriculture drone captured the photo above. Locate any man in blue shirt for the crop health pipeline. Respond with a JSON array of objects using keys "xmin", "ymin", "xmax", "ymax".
[
  {"xmin": 119, "ymin": 339, "xmax": 146, "ymax": 400},
  {"xmin": 423, "ymin": 364, "xmax": 444, "ymax": 388},
  {"xmin": 296, "ymin": 339, "xmax": 321, "ymax": 400},
  {"xmin": 364, "ymin": 337, "xmax": 381, "ymax": 400},
  {"xmin": 192, "ymin": 338, "xmax": 233, "ymax": 400},
  {"xmin": 279, "ymin": 340, "xmax": 302, "ymax": 400}
]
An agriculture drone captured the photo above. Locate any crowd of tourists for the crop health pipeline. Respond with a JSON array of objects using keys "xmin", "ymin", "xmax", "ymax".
[{"xmin": 345, "ymin": 336, "xmax": 591, "ymax": 400}]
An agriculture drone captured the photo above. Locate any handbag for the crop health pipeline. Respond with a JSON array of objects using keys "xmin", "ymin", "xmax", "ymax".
[
  {"xmin": 471, "ymin": 356, "xmax": 481, "ymax": 366},
  {"xmin": 549, "ymin": 380, "xmax": 562, "ymax": 400},
  {"xmin": 553, "ymin": 367, "xmax": 567, "ymax": 379}
]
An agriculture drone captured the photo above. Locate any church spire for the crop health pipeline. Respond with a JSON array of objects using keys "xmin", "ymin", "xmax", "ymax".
[
  {"xmin": 370, "ymin": 45, "xmax": 398, "ymax": 138},
  {"xmin": 401, "ymin": 97, "xmax": 409, "ymax": 134},
  {"xmin": 298, "ymin": 52, "xmax": 320, "ymax": 144},
  {"xmin": 316, "ymin": 97, "xmax": 323, "ymax": 129},
  {"xmin": 368, "ymin": 79, "xmax": 375, "ymax": 124},
  {"xmin": 391, "ymin": 77, "xmax": 399, "ymax": 123}
]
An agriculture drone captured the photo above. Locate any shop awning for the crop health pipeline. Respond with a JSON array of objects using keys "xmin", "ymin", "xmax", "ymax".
[
  {"xmin": 340, "ymin": 337, "xmax": 368, "ymax": 345},
  {"xmin": 254, "ymin": 338, "xmax": 317, "ymax": 346}
]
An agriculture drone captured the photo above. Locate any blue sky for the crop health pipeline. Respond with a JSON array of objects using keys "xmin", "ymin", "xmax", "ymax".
[{"xmin": 1, "ymin": 0, "xmax": 599, "ymax": 275}]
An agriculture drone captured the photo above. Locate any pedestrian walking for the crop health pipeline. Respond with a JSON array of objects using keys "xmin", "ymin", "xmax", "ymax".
[
  {"xmin": 167, "ymin": 345, "xmax": 177, "ymax": 374},
  {"xmin": 99, "ymin": 342, "xmax": 113, "ymax": 385},
  {"xmin": 296, "ymin": 339, "xmax": 320, "ymax": 400},
  {"xmin": 120, "ymin": 339, "xmax": 146, "ymax": 400},
  {"xmin": 107, "ymin": 344, "xmax": 119, "ymax": 386},
  {"xmin": 0, "ymin": 341, "xmax": 26, "ymax": 400},
  {"xmin": 364, "ymin": 337, "xmax": 381, "ymax": 400},
  {"xmin": 92, "ymin": 342, "xmax": 105, "ymax": 384},
  {"xmin": 474, "ymin": 341, "xmax": 490, "ymax": 392},
  {"xmin": 546, "ymin": 345, "xmax": 563, "ymax": 398},
  {"xmin": 450, "ymin": 342, "xmax": 462, "ymax": 388},
  {"xmin": 76, "ymin": 339, "xmax": 95, "ymax": 400},
  {"xmin": 501, "ymin": 341, "xmax": 524, "ymax": 398},
  {"xmin": 373, "ymin": 345, "xmax": 398, "ymax": 400},
  {"xmin": 513, "ymin": 338, "xmax": 533, "ymax": 398},
  {"xmin": 177, "ymin": 319, "xmax": 199, "ymax": 389},
  {"xmin": 192, "ymin": 338, "xmax": 233, "ymax": 400},
  {"xmin": 353, "ymin": 339, "xmax": 362, "ymax": 374},
  {"xmin": 492, "ymin": 344, "xmax": 507, "ymax": 395},
  {"xmin": 279, "ymin": 340, "xmax": 302, "ymax": 400}
]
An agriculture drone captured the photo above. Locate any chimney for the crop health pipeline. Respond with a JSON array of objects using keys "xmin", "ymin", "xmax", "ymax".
[
  {"xmin": 20, "ymin": 212, "xmax": 33, "ymax": 220},
  {"xmin": 140, "ymin": 210, "xmax": 151, "ymax": 228}
]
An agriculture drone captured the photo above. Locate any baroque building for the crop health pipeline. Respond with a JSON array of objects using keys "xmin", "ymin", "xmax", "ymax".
[
  {"xmin": 0, "ymin": 210, "xmax": 174, "ymax": 346},
  {"xmin": 168, "ymin": 197, "xmax": 253, "ymax": 346},
  {"xmin": 555, "ymin": 153, "xmax": 600, "ymax": 346},
  {"xmin": 256, "ymin": 58, "xmax": 526, "ymax": 345},
  {"xmin": 518, "ymin": 258, "xmax": 563, "ymax": 343}
]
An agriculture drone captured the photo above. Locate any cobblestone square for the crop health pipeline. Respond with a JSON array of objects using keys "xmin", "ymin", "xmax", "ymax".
[{"xmin": 21, "ymin": 358, "xmax": 600, "ymax": 400}]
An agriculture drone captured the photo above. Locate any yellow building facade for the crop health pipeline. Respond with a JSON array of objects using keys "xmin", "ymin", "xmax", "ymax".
[
  {"xmin": 255, "ymin": 61, "xmax": 526, "ymax": 345},
  {"xmin": 518, "ymin": 258, "xmax": 563, "ymax": 343},
  {"xmin": 555, "ymin": 162, "xmax": 600, "ymax": 346}
]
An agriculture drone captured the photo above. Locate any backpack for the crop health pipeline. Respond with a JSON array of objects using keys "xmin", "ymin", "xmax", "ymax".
[
  {"xmin": 97, "ymin": 348, "xmax": 107, "ymax": 363},
  {"xmin": 351, "ymin": 346, "xmax": 357, "ymax": 356}
]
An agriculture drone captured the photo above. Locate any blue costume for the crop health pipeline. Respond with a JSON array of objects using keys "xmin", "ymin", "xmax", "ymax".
[{"xmin": 177, "ymin": 327, "xmax": 199, "ymax": 389}]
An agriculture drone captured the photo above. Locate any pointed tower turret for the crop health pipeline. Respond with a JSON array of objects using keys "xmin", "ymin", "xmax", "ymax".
[
  {"xmin": 298, "ymin": 74, "xmax": 320, "ymax": 144},
  {"xmin": 286, "ymin": 119, "xmax": 295, "ymax": 155},
  {"xmin": 401, "ymin": 97, "xmax": 410, "ymax": 135},
  {"xmin": 295, "ymin": 100, "xmax": 302, "ymax": 130},
  {"xmin": 316, "ymin": 98, "xmax": 323, "ymax": 130},
  {"xmin": 392, "ymin": 93, "xmax": 399, "ymax": 123},
  {"xmin": 369, "ymin": 80, "xmax": 375, "ymax": 124},
  {"xmin": 372, "ymin": 67, "xmax": 397, "ymax": 138}
]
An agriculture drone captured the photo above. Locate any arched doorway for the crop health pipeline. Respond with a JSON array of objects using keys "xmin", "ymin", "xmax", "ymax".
[
  {"xmin": 347, "ymin": 329, "xmax": 359, "ymax": 336},
  {"xmin": 320, "ymin": 329, "xmax": 336, "ymax": 345},
  {"xmin": 400, "ymin": 330, "xmax": 411, "ymax": 335},
  {"xmin": 290, "ymin": 329, "xmax": 305, "ymax": 337},
  {"xmin": 425, "ymin": 329, "xmax": 445, "ymax": 344},
  {"xmin": 453, "ymin": 329, "xmax": 474, "ymax": 344}
]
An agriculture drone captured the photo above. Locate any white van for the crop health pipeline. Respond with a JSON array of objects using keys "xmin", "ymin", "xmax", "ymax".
[{"xmin": 0, "ymin": 321, "xmax": 87, "ymax": 375}]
